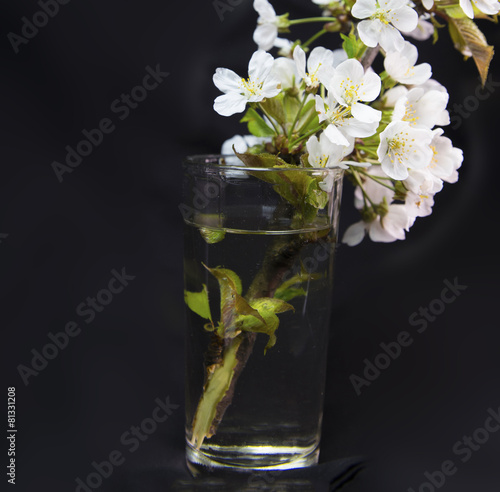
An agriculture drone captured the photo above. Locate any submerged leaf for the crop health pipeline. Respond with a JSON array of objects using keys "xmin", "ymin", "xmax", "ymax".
[
  {"xmin": 274, "ymin": 271, "xmax": 324, "ymax": 302},
  {"xmin": 205, "ymin": 265, "xmax": 242, "ymax": 295},
  {"xmin": 236, "ymin": 297, "xmax": 294, "ymax": 353},
  {"xmin": 235, "ymin": 151, "xmax": 331, "ymax": 223},
  {"xmin": 200, "ymin": 227, "xmax": 226, "ymax": 244},
  {"xmin": 184, "ymin": 284, "xmax": 212, "ymax": 322},
  {"xmin": 205, "ymin": 265, "xmax": 264, "ymax": 338}
]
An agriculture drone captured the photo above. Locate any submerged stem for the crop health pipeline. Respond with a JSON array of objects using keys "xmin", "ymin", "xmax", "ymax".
[{"xmin": 189, "ymin": 233, "xmax": 317, "ymax": 449}]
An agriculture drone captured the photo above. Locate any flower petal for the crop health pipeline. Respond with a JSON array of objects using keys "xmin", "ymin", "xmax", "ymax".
[
  {"xmin": 342, "ymin": 221, "xmax": 367, "ymax": 246},
  {"xmin": 324, "ymin": 124, "xmax": 350, "ymax": 146},
  {"xmin": 293, "ymin": 45, "xmax": 307, "ymax": 79},
  {"xmin": 308, "ymin": 46, "xmax": 334, "ymax": 73},
  {"xmin": 381, "ymin": 154, "xmax": 409, "ymax": 180},
  {"xmin": 359, "ymin": 70, "xmax": 382, "ymax": 101},
  {"xmin": 253, "ymin": 24, "xmax": 278, "ymax": 51},
  {"xmin": 254, "ymin": 0, "xmax": 276, "ymax": 19},
  {"xmin": 213, "ymin": 68, "xmax": 242, "ymax": 93},
  {"xmin": 378, "ymin": 24, "xmax": 405, "ymax": 52},
  {"xmin": 357, "ymin": 20, "xmax": 380, "ymax": 48},
  {"xmin": 459, "ymin": 0, "xmax": 474, "ymax": 18},
  {"xmin": 400, "ymin": 41, "xmax": 419, "ymax": 65},
  {"xmin": 248, "ymin": 49, "xmax": 274, "ymax": 80},
  {"xmin": 390, "ymin": 6, "xmax": 419, "ymax": 33},
  {"xmin": 369, "ymin": 219, "xmax": 399, "ymax": 242},
  {"xmin": 214, "ymin": 93, "xmax": 247, "ymax": 117},
  {"xmin": 351, "ymin": 102, "xmax": 382, "ymax": 123},
  {"xmin": 351, "ymin": 0, "xmax": 377, "ymax": 19}
]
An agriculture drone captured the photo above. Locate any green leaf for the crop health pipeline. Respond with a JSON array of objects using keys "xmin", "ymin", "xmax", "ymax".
[
  {"xmin": 306, "ymin": 180, "xmax": 329, "ymax": 209},
  {"xmin": 184, "ymin": 284, "xmax": 212, "ymax": 322},
  {"xmin": 274, "ymin": 286, "xmax": 306, "ymax": 302},
  {"xmin": 240, "ymin": 107, "xmax": 275, "ymax": 137},
  {"xmin": 235, "ymin": 151, "xmax": 331, "ymax": 225},
  {"xmin": 200, "ymin": 227, "xmax": 225, "ymax": 244},
  {"xmin": 447, "ymin": 16, "xmax": 494, "ymax": 85},
  {"xmin": 340, "ymin": 32, "xmax": 365, "ymax": 59},
  {"xmin": 444, "ymin": 5, "xmax": 468, "ymax": 18},
  {"xmin": 205, "ymin": 265, "xmax": 242, "ymax": 295},
  {"xmin": 236, "ymin": 297, "xmax": 294, "ymax": 353},
  {"xmin": 260, "ymin": 94, "xmax": 286, "ymax": 125},
  {"xmin": 274, "ymin": 271, "xmax": 323, "ymax": 302},
  {"xmin": 235, "ymin": 150, "xmax": 315, "ymax": 204},
  {"xmin": 205, "ymin": 265, "xmax": 264, "ymax": 339},
  {"xmin": 234, "ymin": 151, "xmax": 290, "ymax": 169}
]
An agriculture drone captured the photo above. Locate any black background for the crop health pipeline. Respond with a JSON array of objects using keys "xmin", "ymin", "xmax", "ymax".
[{"xmin": 2, "ymin": 1, "xmax": 500, "ymax": 491}]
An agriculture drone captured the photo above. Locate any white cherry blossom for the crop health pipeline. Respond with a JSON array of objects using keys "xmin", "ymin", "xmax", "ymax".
[
  {"xmin": 306, "ymin": 132, "xmax": 354, "ymax": 169},
  {"xmin": 315, "ymin": 92, "xmax": 380, "ymax": 145},
  {"xmin": 330, "ymin": 58, "xmax": 382, "ymax": 123},
  {"xmin": 377, "ymin": 121, "xmax": 434, "ymax": 180},
  {"xmin": 392, "ymin": 87, "xmax": 449, "ymax": 129},
  {"xmin": 405, "ymin": 190, "xmax": 435, "ymax": 217},
  {"xmin": 404, "ymin": 168, "xmax": 443, "ymax": 196},
  {"xmin": 293, "ymin": 45, "xmax": 335, "ymax": 90},
  {"xmin": 427, "ymin": 128, "xmax": 463, "ymax": 183},
  {"xmin": 253, "ymin": 0, "xmax": 279, "ymax": 51},
  {"xmin": 351, "ymin": 0, "xmax": 419, "ymax": 52},
  {"xmin": 406, "ymin": 17, "xmax": 434, "ymax": 41},
  {"xmin": 332, "ymin": 49, "xmax": 349, "ymax": 68},
  {"xmin": 383, "ymin": 85, "xmax": 408, "ymax": 107},
  {"xmin": 460, "ymin": 0, "xmax": 500, "ymax": 19},
  {"xmin": 272, "ymin": 57, "xmax": 300, "ymax": 90},
  {"xmin": 418, "ymin": 78, "xmax": 448, "ymax": 94},
  {"xmin": 343, "ymin": 204, "xmax": 415, "ymax": 245},
  {"xmin": 384, "ymin": 41, "xmax": 432, "ymax": 85},
  {"xmin": 221, "ymin": 134, "xmax": 271, "ymax": 155},
  {"xmin": 213, "ymin": 50, "xmax": 281, "ymax": 117},
  {"xmin": 273, "ymin": 37, "xmax": 294, "ymax": 57}
]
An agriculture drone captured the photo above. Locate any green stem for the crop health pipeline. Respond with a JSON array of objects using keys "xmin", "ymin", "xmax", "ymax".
[
  {"xmin": 258, "ymin": 103, "xmax": 282, "ymax": 136},
  {"xmin": 359, "ymin": 170, "xmax": 396, "ymax": 192},
  {"xmin": 189, "ymin": 232, "xmax": 316, "ymax": 449},
  {"xmin": 289, "ymin": 123, "xmax": 324, "ymax": 150},
  {"xmin": 352, "ymin": 169, "xmax": 376, "ymax": 207},
  {"xmin": 189, "ymin": 336, "xmax": 243, "ymax": 449},
  {"xmin": 289, "ymin": 17, "xmax": 337, "ymax": 25},
  {"xmin": 301, "ymin": 28, "xmax": 328, "ymax": 50},
  {"xmin": 288, "ymin": 93, "xmax": 309, "ymax": 141}
]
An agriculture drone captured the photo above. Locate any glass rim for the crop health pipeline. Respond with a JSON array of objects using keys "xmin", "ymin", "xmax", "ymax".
[{"xmin": 183, "ymin": 154, "xmax": 345, "ymax": 175}]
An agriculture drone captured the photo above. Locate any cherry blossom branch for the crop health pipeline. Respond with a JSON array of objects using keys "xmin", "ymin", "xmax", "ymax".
[{"xmin": 361, "ymin": 46, "xmax": 380, "ymax": 71}]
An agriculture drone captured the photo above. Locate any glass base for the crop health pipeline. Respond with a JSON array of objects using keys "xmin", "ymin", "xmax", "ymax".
[{"xmin": 186, "ymin": 440, "xmax": 319, "ymax": 476}]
